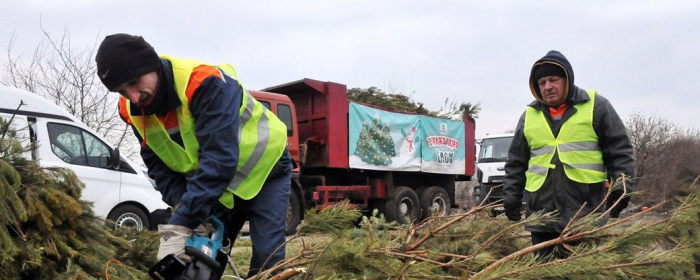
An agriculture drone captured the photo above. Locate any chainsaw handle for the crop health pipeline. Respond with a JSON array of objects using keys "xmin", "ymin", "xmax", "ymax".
[
  {"xmin": 185, "ymin": 246, "xmax": 223, "ymax": 272},
  {"xmin": 203, "ymin": 216, "xmax": 225, "ymax": 241}
]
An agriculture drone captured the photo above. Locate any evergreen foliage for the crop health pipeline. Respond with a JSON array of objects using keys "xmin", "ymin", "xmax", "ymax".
[
  {"xmin": 348, "ymin": 87, "xmax": 431, "ymax": 116},
  {"xmin": 347, "ymin": 87, "xmax": 481, "ymax": 120},
  {"xmin": 254, "ymin": 184, "xmax": 700, "ymax": 279},
  {"xmin": 0, "ymin": 118, "xmax": 149, "ymax": 279}
]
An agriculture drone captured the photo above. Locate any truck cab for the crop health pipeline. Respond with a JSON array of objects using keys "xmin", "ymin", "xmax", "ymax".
[
  {"xmin": 248, "ymin": 90, "xmax": 299, "ymax": 166},
  {"xmin": 473, "ymin": 133, "xmax": 513, "ymax": 214}
]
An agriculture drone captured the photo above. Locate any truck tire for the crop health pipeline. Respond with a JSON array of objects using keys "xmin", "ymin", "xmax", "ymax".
[
  {"xmin": 419, "ymin": 186, "xmax": 451, "ymax": 219},
  {"xmin": 475, "ymin": 184, "xmax": 490, "ymax": 206},
  {"xmin": 107, "ymin": 205, "xmax": 149, "ymax": 231},
  {"xmin": 285, "ymin": 190, "xmax": 301, "ymax": 235},
  {"xmin": 384, "ymin": 187, "xmax": 420, "ymax": 225},
  {"xmin": 473, "ymin": 185, "xmax": 483, "ymax": 206}
]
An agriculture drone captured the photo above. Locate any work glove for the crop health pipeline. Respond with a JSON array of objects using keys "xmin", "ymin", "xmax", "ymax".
[
  {"xmin": 606, "ymin": 189, "xmax": 630, "ymax": 218},
  {"xmin": 504, "ymin": 200, "xmax": 522, "ymax": 222},
  {"xmin": 156, "ymin": 224, "xmax": 192, "ymax": 261},
  {"xmin": 193, "ymin": 223, "xmax": 214, "ymax": 237}
]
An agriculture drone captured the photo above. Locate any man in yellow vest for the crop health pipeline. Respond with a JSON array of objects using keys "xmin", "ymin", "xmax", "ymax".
[
  {"xmin": 95, "ymin": 33, "xmax": 291, "ymax": 277},
  {"xmin": 502, "ymin": 50, "xmax": 635, "ymax": 259}
]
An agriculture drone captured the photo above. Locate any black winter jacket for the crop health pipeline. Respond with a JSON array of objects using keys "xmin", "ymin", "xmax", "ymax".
[{"xmin": 503, "ymin": 51, "xmax": 635, "ymax": 233}]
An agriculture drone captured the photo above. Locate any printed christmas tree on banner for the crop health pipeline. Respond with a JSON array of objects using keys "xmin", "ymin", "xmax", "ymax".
[{"xmin": 354, "ymin": 114, "xmax": 396, "ymax": 165}]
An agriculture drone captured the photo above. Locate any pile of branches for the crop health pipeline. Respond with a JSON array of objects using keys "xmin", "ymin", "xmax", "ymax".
[
  {"xmin": 255, "ymin": 181, "xmax": 700, "ymax": 279},
  {"xmin": 4, "ymin": 114, "xmax": 700, "ymax": 279},
  {"xmin": 0, "ymin": 118, "xmax": 150, "ymax": 279}
]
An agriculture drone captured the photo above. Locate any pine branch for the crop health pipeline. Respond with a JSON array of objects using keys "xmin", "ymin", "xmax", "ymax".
[{"xmin": 407, "ymin": 204, "xmax": 487, "ymax": 251}]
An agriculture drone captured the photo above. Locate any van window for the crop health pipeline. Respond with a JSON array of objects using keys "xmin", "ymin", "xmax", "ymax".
[
  {"xmin": 260, "ymin": 101, "xmax": 270, "ymax": 110},
  {"xmin": 277, "ymin": 104, "xmax": 293, "ymax": 135},
  {"xmin": 47, "ymin": 123, "xmax": 112, "ymax": 168}
]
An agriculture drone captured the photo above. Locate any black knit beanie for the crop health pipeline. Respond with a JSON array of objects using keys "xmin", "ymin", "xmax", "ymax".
[
  {"xmin": 95, "ymin": 34, "xmax": 161, "ymax": 91},
  {"xmin": 533, "ymin": 63, "xmax": 566, "ymax": 82}
]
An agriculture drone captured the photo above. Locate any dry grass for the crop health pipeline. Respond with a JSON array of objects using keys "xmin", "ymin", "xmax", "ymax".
[{"xmin": 225, "ymin": 233, "xmax": 331, "ymax": 278}]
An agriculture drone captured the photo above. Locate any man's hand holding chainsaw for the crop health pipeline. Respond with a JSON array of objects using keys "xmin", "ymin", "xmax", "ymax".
[
  {"xmin": 157, "ymin": 223, "xmax": 215, "ymax": 262},
  {"xmin": 157, "ymin": 225, "xmax": 192, "ymax": 262}
]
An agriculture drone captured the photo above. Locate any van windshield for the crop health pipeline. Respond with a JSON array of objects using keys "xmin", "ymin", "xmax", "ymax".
[{"xmin": 478, "ymin": 137, "xmax": 513, "ymax": 163}]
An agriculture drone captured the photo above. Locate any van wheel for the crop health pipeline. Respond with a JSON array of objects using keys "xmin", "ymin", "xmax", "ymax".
[
  {"xmin": 384, "ymin": 187, "xmax": 420, "ymax": 225},
  {"xmin": 108, "ymin": 205, "xmax": 149, "ymax": 231},
  {"xmin": 419, "ymin": 187, "xmax": 451, "ymax": 220},
  {"xmin": 285, "ymin": 191, "xmax": 301, "ymax": 235}
]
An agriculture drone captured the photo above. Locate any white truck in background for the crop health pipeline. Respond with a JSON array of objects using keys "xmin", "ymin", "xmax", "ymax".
[
  {"xmin": 473, "ymin": 133, "xmax": 514, "ymax": 215},
  {"xmin": 0, "ymin": 85, "xmax": 171, "ymax": 231}
]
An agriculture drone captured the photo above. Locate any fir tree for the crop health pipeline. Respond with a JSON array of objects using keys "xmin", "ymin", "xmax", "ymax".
[{"xmin": 1, "ymin": 117, "xmax": 151, "ymax": 279}]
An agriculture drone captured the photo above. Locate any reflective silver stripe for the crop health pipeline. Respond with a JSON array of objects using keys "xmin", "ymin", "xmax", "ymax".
[
  {"xmin": 531, "ymin": 146, "xmax": 555, "ymax": 157},
  {"xmin": 559, "ymin": 141, "xmax": 600, "ymax": 152},
  {"xmin": 228, "ymin": 92, "xmax": 271, "ymax": 191},
  {"xmin": 565, "ymin": 163, "xmax": 605, "ymax": 172},
  {"xmin": 527, "ymin": 165, "xmax": 548, "ymax": 176},
  {"xmin": 166, "ymin": 126, "xmax": 180, "ymax": 135},
  {"xmin": 237, "ymin": 91, "xmax": 253, "ymax": 145}
]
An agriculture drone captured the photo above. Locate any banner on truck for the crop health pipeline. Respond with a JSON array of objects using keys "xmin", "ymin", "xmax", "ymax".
[
  {"xmin": 348, "ymin": 103, "xmax": 466, "ymax": 174},
  {"xmin": 419, "ymin": 115, "xmax": 466, "ymax": 174}
]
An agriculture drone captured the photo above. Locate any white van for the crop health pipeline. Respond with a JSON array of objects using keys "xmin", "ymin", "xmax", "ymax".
[{"xmin": 0, "ymin": 85, "xmax": 170, "ymax": 231}]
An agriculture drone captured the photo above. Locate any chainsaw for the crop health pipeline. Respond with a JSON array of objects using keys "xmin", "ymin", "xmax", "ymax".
[{"xmin": 149, "ymin": 216, "xmax": 228, "ymax": 280}]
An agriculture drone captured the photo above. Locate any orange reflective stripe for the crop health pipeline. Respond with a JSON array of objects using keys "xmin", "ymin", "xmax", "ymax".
[
  {"xmin": 118, "ymin": 97, "xmax": 132, "ymax": 125},
  {"xmin": 185, "ymin": 65, "xmax": 223, "ymax": 106}
]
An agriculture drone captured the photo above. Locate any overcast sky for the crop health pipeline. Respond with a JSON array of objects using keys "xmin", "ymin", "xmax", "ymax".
[{"xmin": 1, "ymin": 1, "xmax": 698, "ymax": 139}]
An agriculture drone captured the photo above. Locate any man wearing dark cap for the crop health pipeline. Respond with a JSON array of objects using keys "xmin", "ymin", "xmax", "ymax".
[
  {"xmin": 502, "ymin": 50, "xmax": 635, "ymax": 259},
  {"xmin": 95, "ymin": 33, "xmax": 291, "ymax": 277}
]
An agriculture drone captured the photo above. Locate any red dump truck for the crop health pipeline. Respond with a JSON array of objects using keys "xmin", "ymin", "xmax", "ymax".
[{"xmin": 250, "ymin": 78, "xmax": 475, "ymax": 233}]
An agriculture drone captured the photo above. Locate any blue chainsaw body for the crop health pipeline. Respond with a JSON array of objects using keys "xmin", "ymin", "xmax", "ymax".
[{"xmin": 186, "ymin": 216, "xmax": 225, "ymax": 260}]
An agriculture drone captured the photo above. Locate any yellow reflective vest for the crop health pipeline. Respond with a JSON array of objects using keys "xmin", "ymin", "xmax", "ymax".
[
  {"xmin": 121, "ymin": 55, "xmax": 287, "ymax": 208},
  {"xmin": 523, "ymin": 90, "xmax": 606, "ymax": 192}
]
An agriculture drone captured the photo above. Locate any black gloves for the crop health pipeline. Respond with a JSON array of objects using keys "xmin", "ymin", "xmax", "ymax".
[
  {"xmin": 504, "ymin": 200, "xmax": 522, "ymax": 221},
  {"xmin": 606, "ymin": 189, "xmax": 630, "ymax": 218}
]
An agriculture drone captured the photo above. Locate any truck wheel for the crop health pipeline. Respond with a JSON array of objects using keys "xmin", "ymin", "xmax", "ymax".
[
  {"xmin": 285, "ymin": 190, "xmax": 301, "ymax": 235},
  {"xmin": 473, "ymin": 186, "xmax": 482, "ymax": 206},
  {"xmin": 476, "ymin": 184, "xmax": 490, "ymax": 206},
  {"xmin": 384, "ymin": 187, "xmax": 420, "ymax": 225},
  {"xmin": 419, "ymin": 187, "xmax": 451, "ymax": 219},
  {"xmin": 107, "ymin": 205, "xmax": 149, "ymax": 231}
]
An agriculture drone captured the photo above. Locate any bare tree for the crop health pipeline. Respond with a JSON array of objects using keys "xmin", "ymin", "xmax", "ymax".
[
  {"xmin": 626, "ymin": 112, "xmax": 677, "ymax": 181},
  {"xmin": 0, "ymin": 27, "xmax": 141, "ymax": 162},
  {"xmin": 625, "ymin": 112, "xmax": 700, "ymax": 205},
  {"xmin": 661, "ymin": 130, "xmax": 700, "ymax": 196}
]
